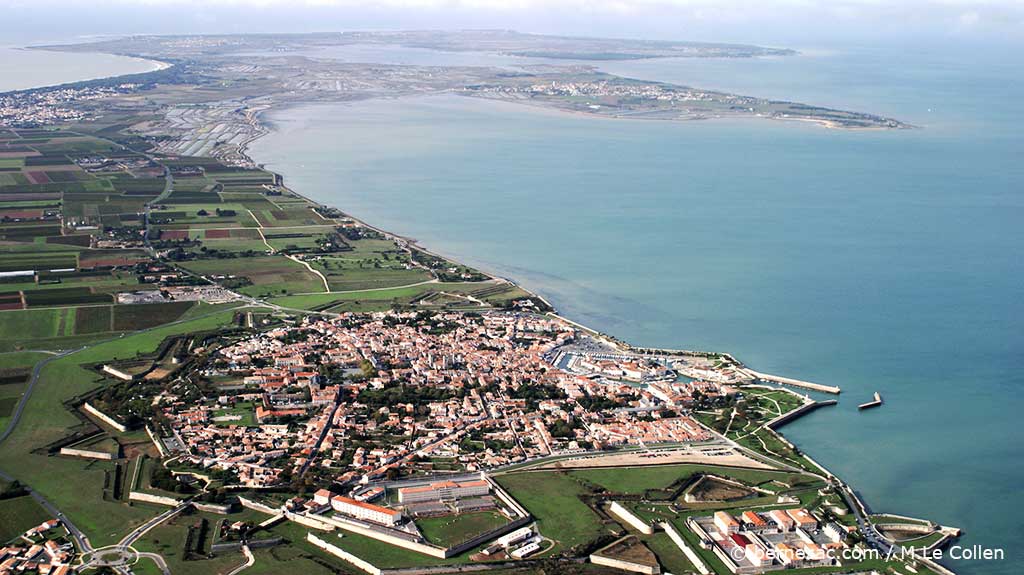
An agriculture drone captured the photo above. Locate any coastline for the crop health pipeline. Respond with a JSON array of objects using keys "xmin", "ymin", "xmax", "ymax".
[
  {"xmin": 0, "ymin": 45, "xmax": 171, "ymax": 94},
  {"xmin": 144, "ymin": 88, "xmax": 954, "ymax": 573},
  {"xmin": 461, "ymin": 92, "xmax": 913, "ymax": 131},
  {"xmin": 236, "ymin": 101, "xmax": 927, "ymax": 538}
]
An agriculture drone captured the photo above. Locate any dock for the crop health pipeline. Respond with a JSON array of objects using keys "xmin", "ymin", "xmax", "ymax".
[
  {"xmin": 858, "ymin": 392, "xmax": 883, "ymax": 410},
  {"xmin": 743, "ymin": 369, "xmax": 842, "ymax": 395}
]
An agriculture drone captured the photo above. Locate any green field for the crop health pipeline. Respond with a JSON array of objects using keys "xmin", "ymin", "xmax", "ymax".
[
  {"xmin": 212, "ymin": 402, "xmax": 257, "ymax": 427},
  {"xmin": 0, "ymin": 494, "xmax": 51, "ymax": 542},
  {"xmin": 112, "ymin": 301, "xmax": 195, "ymax": 331},
  {"xmin": 245, "ymin": 541, "xmax": 342, "ymax": 575},
  {"xmin": 567, "ymin": 463, "xmax": 806, "ymax": 496},
  {"xmin": 263, "ymin": 520, "xmax": 476, "ymax": 570},
  {"xmin": 181, "ymin": 256, "xmax": 324, "ymax": 297},
  {"xmin": 308, "ymin": 238, "xmax": 433, "ymax": 291},
  {"xmin": 494, "ymin": 471, "xmax": 608, "ymax": 554},
  {"xmin": 0, "ymin": 251, "xmax": 78, "ymax": 272},
  {"xmin": 0, "ymin": 307, "xmax": 77, "ymax": 340},
  {"xmin": 269, "ymin": 280, "xmax": 528, "ymax": 313},
  {"xmin": 0, "ymin": 309, "xmax": 244, "ymax": 547},
  {"xmin": 416, "ymin": 511, "xmax": 509, "ymax": 548},
  {"xmin": 644, "ymin": 531, "xmax": 697, "ymax": 575},
  {"xmin": 132, "ymin": 509, "xmax": 249, "ymax": 575}
]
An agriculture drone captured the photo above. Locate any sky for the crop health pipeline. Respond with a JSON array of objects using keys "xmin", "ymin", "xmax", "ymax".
[{"xmin": 2, "ymin": 0, "xmax": 1022, "ymax": 48}]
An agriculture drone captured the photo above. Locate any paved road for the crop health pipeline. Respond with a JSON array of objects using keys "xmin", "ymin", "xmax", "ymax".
[
  {"xmin": 0, "ymin": 349, "xmax": 94, "ymax": 553},
  {"xmin": 227, "ymin": 545, "xmax": 254, "ymax": 575},
  {"xmin": 120, "ymin": 499, "xmax": 194, "ymax": 548},
  {"xmin": 0, "ymin": 348, "xmax": 82, "ymax": 445},
  {"xmin": 136, "ymin": 552, "xmax": 171, "ymax": 575}
]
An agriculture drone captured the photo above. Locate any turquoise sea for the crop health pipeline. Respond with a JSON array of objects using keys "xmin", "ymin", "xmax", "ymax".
[{"xmin": 249, "ymin": 43, "xmax": 1023, "ymax": 574}]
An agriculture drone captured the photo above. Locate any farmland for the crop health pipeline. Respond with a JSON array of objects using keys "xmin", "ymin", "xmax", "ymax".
[
  {"xmin": 180, "ymin": 256, "xmax": 324, "ymax": 296},
  {"xmin": 307, "ymin": 238, "xmax": 434, "ymax": 291},
  {"xmin": 0, "ymin": 302, "xmax": 196, "ymax": 351},
  {"xmin": 0, "ymin": 493, "xmax": 51, "ymax": 542}
]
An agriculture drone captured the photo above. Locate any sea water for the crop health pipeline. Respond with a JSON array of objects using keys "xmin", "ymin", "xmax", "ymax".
[{"xmin": 249, "ymin": 42, "xmax": 1023, "ymax": 574}]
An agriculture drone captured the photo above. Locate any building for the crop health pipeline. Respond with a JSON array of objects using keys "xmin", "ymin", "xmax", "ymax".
[
  {"xmin": 745, "ymin": 543, "xmax": 769, "ymax": 567},
  {"xmin": 397, "ymin": 479, "xmax": 490, "ymax": 503},
  {"xmin": 741, "ymin": 511, "xmax": 769, "ymax": 532},
  {"xmin": 511, "ymin": 541, "xmax": 541, "ymax": 559},
  {"xmin": 774, "ymin": 543, "xmax": 799, "ymax": 566},
  {"xmin": 823, "ymin": 522, "xmax": 848, "ymax": 543},
  {"xmin": 768, "ymin": 509, "xmax": 795, "ymax": 532},
  {"xmin": 786, "ymin": 508, "xmax": 818, "ymax": 531},
  {"xmin": 800, "ymin": 541, "xmax": 826, "ymax": 561},
  {"xmin": 330, "ymin": 495, "xmax": 402, "ymax": 526},
  {"xmin": 497, "ymin": 527, "xmax": 533, "ymax": 548},
  {"xmin": 312, "ymin": 489, "xmax": 334, "ymax": 506},
  {"xmin": 714, "ymin": 511, "xmax": 740, "ymax": 535}
]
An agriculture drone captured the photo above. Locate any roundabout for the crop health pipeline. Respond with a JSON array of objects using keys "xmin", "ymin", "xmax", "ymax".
[{"xmin": 80, "ymin": 545, "xmax": 138, "ymax": 569}]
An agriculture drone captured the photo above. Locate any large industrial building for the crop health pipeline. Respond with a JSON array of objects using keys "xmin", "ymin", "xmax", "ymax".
[{"xmin": 397, "ymin": 479, "xmax": 490, "ymax": 504}]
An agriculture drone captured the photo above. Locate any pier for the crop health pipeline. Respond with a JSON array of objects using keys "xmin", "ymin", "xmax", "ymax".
[
  {"xmin": 858, "ymin": 392, "xmax": 883, "ymax": 410},
  {"xmin": 742, "ymin": 369, "xmax": 842, "ymax": 395}
]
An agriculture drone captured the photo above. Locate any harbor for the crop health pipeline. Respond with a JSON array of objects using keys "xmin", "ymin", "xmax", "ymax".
[{"xmin": 859, "ymin": 392, "xmax": 884, "ymax": 410}]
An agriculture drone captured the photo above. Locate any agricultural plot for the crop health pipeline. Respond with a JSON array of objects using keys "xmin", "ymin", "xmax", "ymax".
[
  {"xmin": 268, "ymin": 280, "xmax": 529, "ymax": 313},
  {"xmin": 78, "ymin": 249, "xmax": 149, "ymax": 269},
  {"xmin": 307, "ymin": 238, "xmax": 432, "ymax": 291},
  {"xmin": 0, "ymin": 291, "xmax": 23, "ymax": 311},
  {"xmin": 0, "ymin": 222, "xmax": 63, "ymax": 241},
  {"xmin": 150, "ymin": 203, "xmax": 258, "ymax": 229},
  {"xmin": 251, "ymin": 206, "xmax": 332, "ymax": 228},
  {"xmin": 262, "ymin": 230, "xmax": 333, "ymax": 253},
  {"xmin": 0, "ymin": 307, "xmax": 77, "ymax": 340},
  {"xmin": 112, "ymin": 302, "xmax": 195, "ymax": 331},
  {"xmin": 184, "ymin": 227, "xmax": 269, "ymax": 254},
  {"xmin": 75, "ymin": 305, "xmax": 114, "ymax": 334},
  {"xmin": 23, "ymin": 287, "xmax": 114, "ymax": 307},
  {"xmin": 0, "ymin": 494, "xmax": 51, "ymax": 542},
  {"xmin": 181, "ymin": 255, "xmax": 324, "ymax": 296}
]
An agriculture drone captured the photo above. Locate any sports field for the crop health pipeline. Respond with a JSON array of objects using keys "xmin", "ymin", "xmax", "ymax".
[{"xmin": 416, "ymin": 510, "xmax": 509, "ymax": 548}]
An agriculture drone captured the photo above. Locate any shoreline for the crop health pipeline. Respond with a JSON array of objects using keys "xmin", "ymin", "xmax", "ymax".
[
  {"xmin": 194, "ymin": 91, "xmax": 951, "ymax": 573},
  {"xmin": 0, "ymin": 46, "xmax": 172, "ymax": 94}
]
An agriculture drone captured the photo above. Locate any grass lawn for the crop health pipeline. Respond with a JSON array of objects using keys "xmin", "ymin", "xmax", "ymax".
[
  {"xmin": 567, "ymin": 464, "xmax": 806, "ymax": 495},
  {"xmin": 246, "ymin": 542, "xmax": 342, "ymax": 575},
  {"xmin": 133, "ymin": 509, "xmax": 247, "ymax": 575},
  {"xmin": 416, "ymin": 510, "xmax": 509, "ymax": 548},
  {"xmin": 212, "ymin": 402, "xmax": 257, "ymax": 427},
  {"xmin": 0, "ymin": 351, "xmax": 46, "ymax": 430},
  {"xmin": 494, "ymin": 471, "xmax": 608, "ymax": 554},
  {"xmin": 0, "ymin": 310, "xmax": 240, "ymax": 547},
  {"xmin": 268, "ymin": 280, "xmax": 520, "ymax": 312},
  {"xmin": 644, "ymin": 531, "xmax": 697, "ymax": 575},
  {"xmin": 0, "ymin": 494, "xmax": 51, "ymax": 542},
  {"xmin": 266, "ymin": 520, "xmax": 480, "ymax": 570}
]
